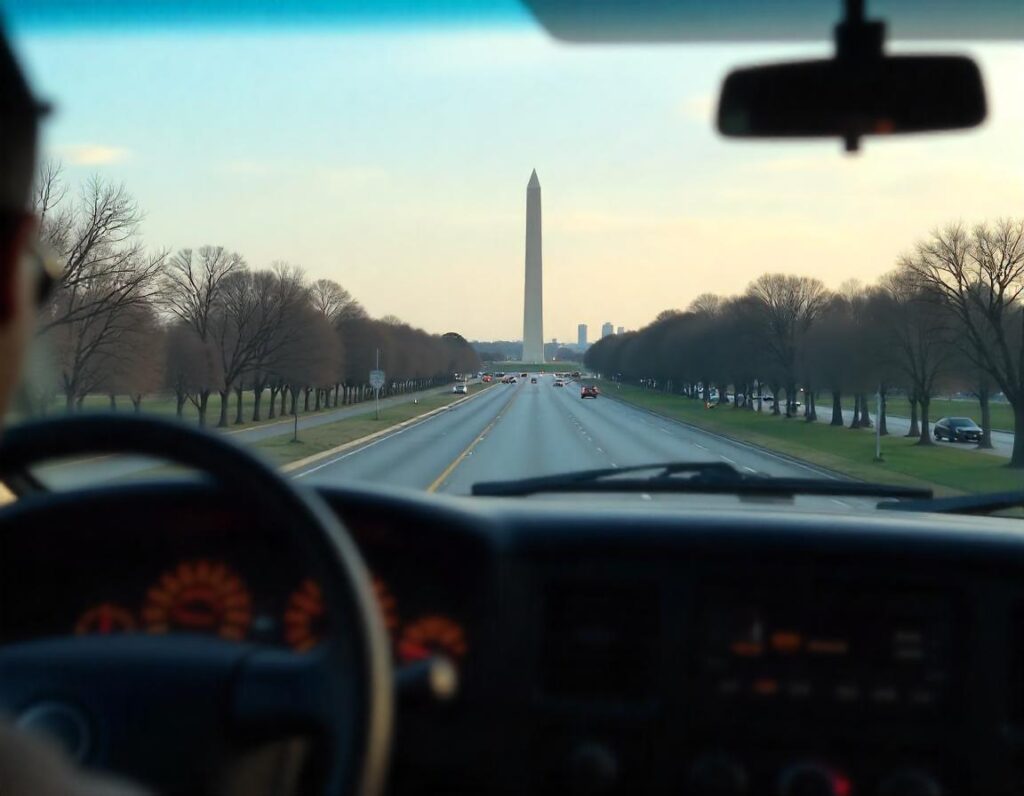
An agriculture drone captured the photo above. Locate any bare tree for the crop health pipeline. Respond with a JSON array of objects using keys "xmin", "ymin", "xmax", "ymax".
[
  {"xmin": 309, "ymin": 278, "xmax": 363, "ymax": 325},
  {"xmin": 900, "ymin": 220, "xmax": 1024, "ymax": 465},
  {"xmin": 746, "ymin": 274, "xmax": 830, "ymax": 418},
  {"xmin": 165, "ymin": 323, "xmax": 222, "ymax": 419},
  {"xmin": 875, "ymin": 270, "xmax": 955, "ymax": 445},
  {"xmin": 159, "ymin": 246, "xmax": 245, "ymax": 425}
]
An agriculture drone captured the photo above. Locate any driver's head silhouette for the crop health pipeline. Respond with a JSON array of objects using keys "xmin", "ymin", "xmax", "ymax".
[{"xmin": 0, "ymin": 25, "xmax": 149, "ymax": 796}]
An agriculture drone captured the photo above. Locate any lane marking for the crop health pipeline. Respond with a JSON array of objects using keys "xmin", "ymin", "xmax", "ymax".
[
  {"xmin": 831, "ymin": 499, "xmax": 850, "ymax": 508},
  {"xmin": 426, "ymin": 388, "xmax": 521, "ymax": 493},
  {"xmin": 695, "ymin": 444, "xmax": 707, "ymax": 450},
  {"xmin": 292, "ymin": 386, "xmax": 503, "ymax": 479},
  {"xmin": 743, "ymin": 466, "xmax": 757, "ymax": 473},
  {"xmin": 720, "ymin": 456, "xmax": 735, "ymax": 464}
]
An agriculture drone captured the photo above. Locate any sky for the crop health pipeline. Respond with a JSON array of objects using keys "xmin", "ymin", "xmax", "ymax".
[{"xmin": 7, "ymin": 16, "xmax": 1024, "ymax": 344}]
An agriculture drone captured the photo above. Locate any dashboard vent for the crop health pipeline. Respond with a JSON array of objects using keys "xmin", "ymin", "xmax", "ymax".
[{"xmin": 541, "ymin": 581, "xmax": 661, "ymax": 699}]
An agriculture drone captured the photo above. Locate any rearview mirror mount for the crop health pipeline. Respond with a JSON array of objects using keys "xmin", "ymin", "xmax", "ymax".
[{"xmin": 716, "ymin": 0, "xmax": 986, "ymax": 152}]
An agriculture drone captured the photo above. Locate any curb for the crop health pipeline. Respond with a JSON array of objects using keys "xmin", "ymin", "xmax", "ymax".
[
  {"xmin": 281, "ymin": 385, "xmax": 495, "ymax": 474},
  {"xmin": 600, "ymin": 389, "xmax": 852, "ymax": 481}
]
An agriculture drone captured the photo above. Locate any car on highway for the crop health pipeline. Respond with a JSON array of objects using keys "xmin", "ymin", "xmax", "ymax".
[
  {"xmin": 481, "ymin": 375, "xmax": 493, "ymax": 383},
  {"xmin": 520, "ymin": 373, "xmax": 528, "ymax": 378},
  {"xmin": 934, "ymin": 416, "xmax": 983, "ymax": 443},
  {"xmin": 580, "ymin": 385, "xmax": 599, "ymax": 399},
  {"xmin": 453, "ymin": 384, "xmax": 468, "ymax": 395},
  {"xmin": 2, "ymin": 4, "xmax": 1023, "ymax": 796},
  {"xmin": 530, "ymin": 377, "xmax": 537, "ymax": 384}
]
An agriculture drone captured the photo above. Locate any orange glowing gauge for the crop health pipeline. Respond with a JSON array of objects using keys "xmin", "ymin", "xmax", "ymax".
[
  {"xmin": 284, "ymin": 579, "xmax": 326, "ymax": 653},
  {"xmin": 75, "ymin": 602, "xmax": 136, "ymax": 636},
  {"xmin": 143, "ymin": 559, "xmax": 252, "ymax": 641},
  {"xmin": 397, "ymin": 615, "xmax": 468, "ymax": 664},
  {"xmin": 372, "ymin": 577, "xmax": 399, "ymax": 634}
]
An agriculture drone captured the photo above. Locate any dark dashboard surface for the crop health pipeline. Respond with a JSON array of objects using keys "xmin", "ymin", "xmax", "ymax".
[{"xmin": 3, "ymin": 482, "xmax": 1024, "ymax": 795}]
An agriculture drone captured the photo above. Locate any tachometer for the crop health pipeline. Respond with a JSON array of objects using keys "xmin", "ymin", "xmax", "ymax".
[
  {"xmin": 284, "ymin": 578, "xmax": 325, "ymax": 652},
  {"xmin": 143, "ymin": 559, "xmax": 252, "ymax": 640},
  {"xmin": 397, "ymin": 615, "xmax": 467, "ymax": 664},
  {"xmin": 75, "ymin": 602, "xmax": 136, "ymax": 635}
]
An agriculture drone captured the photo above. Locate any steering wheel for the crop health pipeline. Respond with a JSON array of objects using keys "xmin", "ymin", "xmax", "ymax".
[{"xmin": 0, "ymin": 415, "xmax": 393, "ymax": 795}]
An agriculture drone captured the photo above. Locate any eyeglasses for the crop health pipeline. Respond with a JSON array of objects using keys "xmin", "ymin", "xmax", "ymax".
[
  {"xmin": 0, "ymin": 211, "xmax": 62, "ymax": 309},
  {"xmin": 26, "ymin": 237, "xmax": 62, "ymax": 306}
]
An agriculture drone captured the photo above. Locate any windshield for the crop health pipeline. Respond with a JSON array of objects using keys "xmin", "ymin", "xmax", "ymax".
[{"xmin": 3, "ymin": 2, "xmax": 1023, "ymax": 505}]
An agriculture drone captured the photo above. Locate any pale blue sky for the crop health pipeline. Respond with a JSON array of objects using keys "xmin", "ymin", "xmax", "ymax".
[{"xmin": 9, "ymin": 20, "xmax": 1024, "ymax": 342}]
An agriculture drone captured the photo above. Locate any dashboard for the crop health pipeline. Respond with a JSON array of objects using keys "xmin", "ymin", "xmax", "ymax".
[{"xmin": 3, "ymin": 482, "xmax": 1024, "ymax": 796}]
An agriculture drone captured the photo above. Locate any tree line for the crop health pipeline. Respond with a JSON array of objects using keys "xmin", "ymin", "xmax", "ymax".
[
  {"xmin": 584, "ymin": 219, "xmax": 1024, "ymax": 468},
  {"xmin": 22, "ymin": 163, "xmax": 480, "ymax": 427}
]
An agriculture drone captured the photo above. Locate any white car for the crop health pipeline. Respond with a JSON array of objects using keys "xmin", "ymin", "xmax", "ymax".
[{"xmin": 453, "ymin": 384, "xmax": 468, "ymax": 395}]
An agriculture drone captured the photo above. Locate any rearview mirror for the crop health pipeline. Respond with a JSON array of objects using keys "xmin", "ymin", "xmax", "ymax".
[
  {"xmin": 718, "ymin": 56, "xmax": 986, "ymax": 150},
  {"xmin": 715, "ymin": 1, "xmax": 986, "ymax": 152}
]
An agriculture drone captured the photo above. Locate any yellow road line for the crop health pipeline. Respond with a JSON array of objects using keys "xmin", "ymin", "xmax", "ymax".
[{"xmin": 427, "ymin": 387, "xmax": 520, "ymax": 493}]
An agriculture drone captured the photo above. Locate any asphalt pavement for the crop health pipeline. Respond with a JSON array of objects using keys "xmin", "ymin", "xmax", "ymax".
[
  {"xmin": 296, "ymin": 376, "xmax": 874, "ymax": 509},
  {"xmin": 34, "ymin": 382, "xmax": 469, "ymax": 489}
]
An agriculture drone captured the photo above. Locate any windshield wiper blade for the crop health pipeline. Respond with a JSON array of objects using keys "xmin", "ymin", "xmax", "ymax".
[
  {"xmin": 877, "ymin": 490, "xmax": 1024, "ymax": 515},
  {"xmin": 471, "ymin": 461, "xmax": 931, "ymax": 500}
]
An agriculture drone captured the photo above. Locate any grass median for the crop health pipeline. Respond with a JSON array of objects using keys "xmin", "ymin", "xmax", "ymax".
[
  {"xmin": 252, "ymin": 383, "xmax": 492, "ymax": 469},
  {"xmin": 598, "ymin": 381, "xmax": 1022, "ymax": 496}
]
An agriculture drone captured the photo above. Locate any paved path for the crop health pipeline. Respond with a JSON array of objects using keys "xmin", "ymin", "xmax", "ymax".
[{"xmin": 813, "ymin": 404, "xmax": 1014, "ymax": 459}]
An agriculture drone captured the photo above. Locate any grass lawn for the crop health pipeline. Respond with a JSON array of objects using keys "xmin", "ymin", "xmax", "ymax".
[
  {"xmin": 485, "ymin": 362, "xmax": 582, "ymax": 374},
  {"xmin": 879, "ymin": 396, "xmax": 1016, "ymax": 433},
  {"xmin": 600, "ymin": 381, "xmax": 1023, "ymax": 496},
  {"xmin": 252, "ymin": 383, "xmax": 491, "ymax": 468},
  {"xmin": 48, "ymin": 384, "xmax": 449, "ymax": 433}
]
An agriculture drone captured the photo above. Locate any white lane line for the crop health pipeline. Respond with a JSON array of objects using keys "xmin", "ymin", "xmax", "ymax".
[
  {"xmin": 831, "ymin": 499, "xmax": 850, "ymax": 507},
  {"xmin": 294, "ymin": 388, "xmax": 510, "ymax": 479},
  {"xmin": 743, "ymin": 466, "xmax": 757, "ymax": 473},
  {"xmin": 695, "ymin": 444, "xmax": 707, "ymax": 450},
  {"xmin": 720, "ymin": 456, "xmax": 735, "ymax": 464}
]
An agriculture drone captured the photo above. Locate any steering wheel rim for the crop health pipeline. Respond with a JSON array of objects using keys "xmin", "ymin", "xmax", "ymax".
[{"xmin": 0, "ymin": 414, "xmax": 393, "ymax": 796}]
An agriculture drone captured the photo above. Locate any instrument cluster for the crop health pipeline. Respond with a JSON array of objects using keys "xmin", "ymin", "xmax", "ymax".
[{"xmin": 68, "ymin": 559, "xmax": 469, "ymax": 670}]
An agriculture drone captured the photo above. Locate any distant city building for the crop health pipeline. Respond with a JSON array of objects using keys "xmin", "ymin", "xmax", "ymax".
[
  {"xmin": 617, "ymin": 326, "xmax": 624, "ymax": 335},
  {"xmin": 601, "ymin": 322, "xmax": 614, "ymax": 339},
  {"xmin": 577, "ymin": 324, "xmax": 588, "ymax": 347}
]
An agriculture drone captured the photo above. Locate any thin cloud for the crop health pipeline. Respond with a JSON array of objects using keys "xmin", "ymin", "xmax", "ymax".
[{"xmin": 57, "ymin": 144, "xmax": 131, "ymax": 166}]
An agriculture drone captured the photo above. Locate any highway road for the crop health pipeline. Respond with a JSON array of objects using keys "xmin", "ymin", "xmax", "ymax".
[
  {"xmin": 33, "ymin": 382, "xmax": 473, "ymax": 490},
  {"xmin": 295, "ymin": 375, "xmax": 873, "ymax": 509}
]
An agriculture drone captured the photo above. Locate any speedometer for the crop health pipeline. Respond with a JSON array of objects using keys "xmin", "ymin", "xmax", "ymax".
[
  {"xmin": 397, "ymin": 615, "xmax": 468, "ymax": 664},
  {"xmin": 143, "ymin": 559, "xmax": 252, "ymax": 640},
  {"xmin": 284, "ymin": 579, "xmax": 325, "ymax": 652}
]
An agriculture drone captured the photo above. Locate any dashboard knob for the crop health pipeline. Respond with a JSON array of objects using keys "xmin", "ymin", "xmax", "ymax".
[
  {"xmin": 688, "ymin": 753, "xmax": 749, "ymax": 795},
  {"xmin": 778, "ymin": 762, "xmax": 851, "ymax": 796},
  {"xmin": 568, "ymin": 741, "xmax": 619, "ymax": 794},
  {"xmin": 878, "ymin": 769, "xmax": 942, "ymax": 796}
]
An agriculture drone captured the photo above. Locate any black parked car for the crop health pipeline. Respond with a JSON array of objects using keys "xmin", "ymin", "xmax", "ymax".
[{"xmin": 934, "ymin": 416, "xmax": 983, "ymax": 442}]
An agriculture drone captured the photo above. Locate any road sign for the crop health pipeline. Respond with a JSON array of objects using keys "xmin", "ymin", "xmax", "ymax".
[{"xmin": 369, "ymin": 370, "xmax": 385, "ymax": 390}]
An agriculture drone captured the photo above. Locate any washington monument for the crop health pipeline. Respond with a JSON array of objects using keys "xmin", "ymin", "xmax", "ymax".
[{"xmin": 522, "ymin": 169, "xmax": 544, "ymax": 363}]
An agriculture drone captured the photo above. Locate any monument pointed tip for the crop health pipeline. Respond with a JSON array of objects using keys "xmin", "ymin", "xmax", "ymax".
[{"xmin": 528, "ymin": 169, "xmax": 540, "ymax": 188}]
